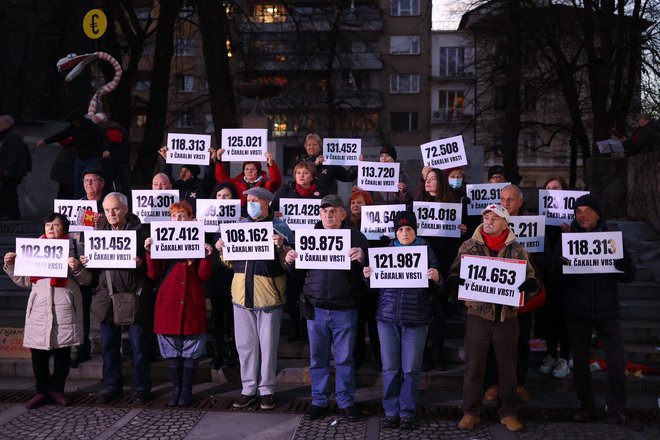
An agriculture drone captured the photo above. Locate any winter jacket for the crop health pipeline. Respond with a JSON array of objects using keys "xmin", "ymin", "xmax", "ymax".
[
  {"xmin": 293, "ymin": 153, "xmax": 357, "ymax": 195},
  {"xmin": 551, "ymin": 218, "xmax": 635, "ymax": 320},
  {"xmin": 272, "ymin": 180, "xmax": 326, "ymax": 212},
  {"xmin": 374, "ymin": 238, "xmax": 441, "ymax": 327},
  {"xmin": 147, "ymin": 249, "xmax": 213, "ymax": 335},
  {"xmin": 448, "ymin": 225, "xmax": 537, "ymax": 322},
  {"xmin": 371, "ymin": 170, "xmax": 414, "ymax": 208},
  {"xmin": 214, "ymin": 161, "xmax": 282, "ymax": 205},
  {"xmin": 44, "ymin": 118, "xmax": 106, "ymax": 160}
]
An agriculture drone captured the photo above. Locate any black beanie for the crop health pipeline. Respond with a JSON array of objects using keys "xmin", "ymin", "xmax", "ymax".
[
  {"xmin": 182, "ymin": 164, "xmax": 201, "ymax": 177},
  {"xmin": 393, "ymin": 211, "xmax": 417, "ymax": 235},
  {"xmin": 379, "ymin": 144, "xmax": 397, "ymax": 161},
  {"xmin": 573, "ymin": 194, "xmax": 602, "ymax": 217}
]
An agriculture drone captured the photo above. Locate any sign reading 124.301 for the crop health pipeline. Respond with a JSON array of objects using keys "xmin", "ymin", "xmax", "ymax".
[
  {"xmin": 420, "ymin": 135, "xmax": 468, "ymax": 169},
  {"xmin": 166, "ymin": 133, "xmax": 211, "ymax": 166},
  {"xmin": 221, "ymin": 128, "xmax": 268, "ymax": 162}
]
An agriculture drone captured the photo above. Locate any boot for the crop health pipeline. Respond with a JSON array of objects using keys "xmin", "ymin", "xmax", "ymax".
[
  {"xmin": 178, "ymin": 357, "xmax": 198, "ymax": 407},
  {"xmin": 167, "ymin": 357, "xmax": 183, "ymax": 406}
]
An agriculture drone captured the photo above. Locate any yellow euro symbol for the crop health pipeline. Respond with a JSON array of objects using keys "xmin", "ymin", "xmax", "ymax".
[{"xmin": 83, "ymin": 9, "xmax": 107, "ymax": 40}]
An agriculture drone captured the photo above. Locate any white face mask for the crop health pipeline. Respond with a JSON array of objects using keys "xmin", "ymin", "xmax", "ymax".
[
  {"xmin": 448, "ymin": 177, "xmax": 463, "ymax": 189},
  {"xmin": 247, "ymin": 201, "xmax": 262, "ymax": 218}
]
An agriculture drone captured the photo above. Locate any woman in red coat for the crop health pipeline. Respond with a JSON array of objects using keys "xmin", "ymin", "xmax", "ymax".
[
  {"xmin": 145, "ymin": 201, "xmax": 213, "ymax": 406},
  {"xmin": 214, "ymin": 149, "xmax": 282, "ymax": 205}
]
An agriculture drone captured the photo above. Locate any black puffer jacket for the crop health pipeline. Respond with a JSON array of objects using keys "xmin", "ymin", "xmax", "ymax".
[
  {"xmin": 551, "ymin": 218, "xmax": 635, "ymax": 320},
  {"xmin": 374, "ymin": 238, "xmax": 441, "ymax": 326},
  {"xmin": 298, "ymin": 221, "xmax": 368, "ymax": 310}
]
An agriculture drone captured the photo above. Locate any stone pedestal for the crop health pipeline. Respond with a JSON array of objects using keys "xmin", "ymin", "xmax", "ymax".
[{"xmin": 627, "ymin": 151, "xmax": 660, "ymax": 233}]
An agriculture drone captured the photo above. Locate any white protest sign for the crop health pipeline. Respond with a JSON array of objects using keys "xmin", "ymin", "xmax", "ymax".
[
  {"xmin": 466, "ymin": 183, "xmax": 510, "ymax": 215},
  {"xmin": 54, "ymin": 199, "xmax": 98, "ymax": 232},
  {"xmin": 368, "ymin": 246, "xmax": 429, "ymax": 288},
  {"xmin": 149, "ymin": 221, "xmax": 205, "ymax": 259},
  {"xmin": 561, "ymin": 231, "xmax": 624, "ymax": 274},
  {"xmin": 14, "ymin": 238, "xmax": 69, "ymax": 278},
  {"xmin": 357, "ymin": 162, "xmax": 400, "ymax": 192},
  {"xmin": 132, "ymin": 190, "xmax": 179, "ymax": 224},
  {"xmin": 220, "ymin": 128, "xmax": 268, "ymax": 162},
  {"xmin": 280, "ymin": 198, "xmax": 321, "ymax": 230},
  {"xmin": 84, "ymin": 230, "xmax": 137, "ymax": 269},
  {"xmin": 322, "ymin": 138, "xmax": 361, "ymax": 165},
  {"xmin": 294, "ymin": 229, "xmax": 351, "ymax": 270},
  {"xmin": 220, "ymin": 222, "xmax": 274, "ymax": 261},
  {"xmin": 195, "ymin": 199, "xmax": 241, "ymax": 233},
  {"xmin": 166, "ymin": 133, "xmax": 211, "ymax": 165},
  {"xmin": 413, "ymin": 201, "xmax": 462, "ymax": 238},
  {"xmin": 360, "ymin": 204, "xmax": 406, "ymax": 240},
  {"xmin": 420, "ymin": 135, "xmax": 468, "ymax": 169},
  {"xmin": 539, "ymin": 190, "xmax": 590, "ymax": 227},
  {"xmin": 458, "ymin": 255, "xmax": 527, "ymax": 307},
  {"xmin": 596, "ymin": 139, "xmax": 624, "ymax": 154},
  {"xmin": 509, "ymin": 216, "xmax": 546, "ymax": 253}
]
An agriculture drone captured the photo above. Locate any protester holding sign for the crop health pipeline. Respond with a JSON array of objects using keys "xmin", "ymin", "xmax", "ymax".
[
  {"xmin": 214, "ymin": 148, "xmax": 281, "ymax": 206},
  {"xmin": 3, "ymin": 213, "xmax": 91, "ymax": 409},
  {"xmin": 448, "ymin": 204, "xmax": 538, "ymax": 433},
  {"xmin": 144, "ymin": 201, "xmax": 213, "ymax": 407},
  {"xmin": 370, "ymin": 144, "xmax": 414, "ymax": 207},
  {"xmin": 157, "ymin": 147, "xmax": 207, "ymax": 209},
  {"xmin": 80, "ymin": 192, "xmax": 153, "ymax": 405},
  {"xmin": 550, "ymin": 195, "xmax": 639, "ymax": 429},
  {"xmin": 293, "ymin": 133, "xmax": 357, "ymax": 195},
  {"xmin": 363, "ymin": 212, "xmax": 441, "ymax": 430},
  {"xmin": 216, "ymin": 187, "xmax": 292, "ymax": 411}
]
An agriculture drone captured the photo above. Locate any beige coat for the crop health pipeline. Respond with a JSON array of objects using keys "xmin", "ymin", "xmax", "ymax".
[{"xmin": 4, "ymin": 264, "xmax": 91, "ymax": 350}]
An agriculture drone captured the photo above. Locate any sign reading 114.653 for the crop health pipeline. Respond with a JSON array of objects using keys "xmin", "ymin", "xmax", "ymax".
[
  {"xmin": 166, "ymin": 133, "xmax": 211, "ymax": 166},
  {"xmin": 561, "ymin": 231, "xmax": 623, "ymax": 274}
]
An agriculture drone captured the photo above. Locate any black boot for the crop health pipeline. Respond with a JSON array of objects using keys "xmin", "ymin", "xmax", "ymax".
[
  {"xmin": 167, "ymin": 357, "xmax": 183, "ymax": 406},
  {"xmin": 178, "ymin": 358, "xmax": 198, "ymax": 407}
]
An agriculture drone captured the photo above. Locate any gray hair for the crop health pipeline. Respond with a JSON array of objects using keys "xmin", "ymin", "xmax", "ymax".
[
  {"xmin": 502, "ymin": 184, "xmax": 524, "ymax": 200},
  {"xmin": 0, "ymin": 115, "xmax": 15, "ymax": 127},
  {"xmin": 104, "ymin": 192, "xmax": 129, "ymax": 208}
]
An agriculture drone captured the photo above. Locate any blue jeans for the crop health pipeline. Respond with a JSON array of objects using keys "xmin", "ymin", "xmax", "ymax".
[
  {"xmin": 100, "ymin": 322, "xmax": 152, "ymax": 393},
  {"xmin": 307, "ymin": 307, "xmax": 358, "ymax": 409},
  {"xmin": 378, "ymin": 321, "xmax": 428, "ymax": 417},
  {"xmin": 74, "ymin": 157, "xmax": 101, "ymax": 199}
]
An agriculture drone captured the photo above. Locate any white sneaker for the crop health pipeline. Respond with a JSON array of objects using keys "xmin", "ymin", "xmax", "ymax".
[
  {"xmin": 539, "ymin": 355, "xmax": 557, "ymax": 375},
  {"xmin": 552, "ymin": 358, "xmax": 570, "ymax": 378}
]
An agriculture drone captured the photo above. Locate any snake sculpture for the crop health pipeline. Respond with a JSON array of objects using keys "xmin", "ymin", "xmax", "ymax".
[{"xmin": 56, "ymin": 52, "xmax": 123, "ymax": 121}]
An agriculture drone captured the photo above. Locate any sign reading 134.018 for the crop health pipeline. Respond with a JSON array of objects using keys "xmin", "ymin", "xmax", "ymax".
[
  {"xmin": 221, "ymin": 128, "xmax": 268, "ymax": 162},
  {"xmin": 166, "ymin": 133, "xmax": 211, "ymax": 166}
]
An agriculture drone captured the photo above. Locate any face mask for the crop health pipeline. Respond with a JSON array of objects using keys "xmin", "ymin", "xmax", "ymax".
[
  {"xmin": 448, "ymin": 177, "xmax": 463, "ymax": 189},
  {"xmin": 247, "ymin": 201, "xmax": 262, "ymax": 218}
]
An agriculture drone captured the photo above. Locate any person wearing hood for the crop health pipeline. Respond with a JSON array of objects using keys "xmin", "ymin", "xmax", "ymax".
[
  {"xmin": 550, "ymin": 195, "xmax": 639, "ymax": 429},
  {"xmin": 214, "ymin": 149, "xmax": 281, "ymax": 206}
]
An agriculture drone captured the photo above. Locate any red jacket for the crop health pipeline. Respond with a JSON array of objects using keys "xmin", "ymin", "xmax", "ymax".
[
  {"xmin": 146, "ymin": 253, "xmax": 212, "ymax": 335},
  {"xmin": 214, "ymin": 161, "xmax": 282, "ymax": 205}
]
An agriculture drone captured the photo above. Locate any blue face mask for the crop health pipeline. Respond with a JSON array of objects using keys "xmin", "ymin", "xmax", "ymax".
[
  {"xmin": 448, "ymin": 177, "xmax": 463, "ymax": 189},
  {"xmin": 247, "ymin": 201, "xmax": 262, "ymax": 218}
]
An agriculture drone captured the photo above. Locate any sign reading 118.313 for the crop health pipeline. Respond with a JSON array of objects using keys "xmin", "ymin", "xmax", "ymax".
[
  {"xmin": 166, "ymin": 133, "xmax": 211, "ymax": 166},
  {"xmin": 561, "ymin": 231, "xmax": 623, "ymax": 274}
]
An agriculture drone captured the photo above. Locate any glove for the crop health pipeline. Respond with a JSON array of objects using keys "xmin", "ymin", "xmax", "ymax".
[
  {"xmin": 613, "ymin": 258, "xmax": 627, "ymax": 271},
  {"xmin": 518, "ymin": 278, "xmax": 539, "ymax": 293},
  {"xmin": 447, "ymin": 276, "xmax": 466, "ymax": 291},
  {"xmin": 559, "ymin": 256, "xmax": 571, "ymax": 266},
  {"xmin": 377, "ymin": 235, "xmax": 391, "ymax": 247}
]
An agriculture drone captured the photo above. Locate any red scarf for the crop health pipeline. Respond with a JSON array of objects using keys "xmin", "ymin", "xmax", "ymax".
[
  {"xmin": 480, "ymin": 229, "xmax": 508, "ymax": 252},
  {"xmin": 296, "ymin": 183, "xmax": 318, "ymax": 198},
  {"xmin": 29, "ymin": 234, "xmax": 69, "ymax": 288}
]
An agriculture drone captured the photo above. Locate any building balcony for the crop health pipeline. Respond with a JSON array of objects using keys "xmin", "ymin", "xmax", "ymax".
[
  {"xmin": 431, "ymin": 70, "xmax": 476, "ymax": 81},
  {"xmin": 431, "ymin": 110, "xmax": 474, "ymax": 124}
]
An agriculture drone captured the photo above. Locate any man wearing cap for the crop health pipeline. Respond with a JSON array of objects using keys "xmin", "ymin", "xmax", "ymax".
[
  {"xmin": 284, "ymin": 194, "xmax": 369, "ymax": 422},
  {"xmin": 215, "ymin": 187, "xmax": 293, "ymax": 410},
  {"xmin": 156, "ymin": 147, "xmax": 207, "ymax": 207},
  {"xmin": 487, "ymin": 165, "xmax": 508, "ymax": 184},
  {"xmin": 552, "ymin": 194, "xmax": 638, "ymax": 428},
  {"xmin": 620, "ymin": 113, "xmax": 660, "ymax": 155},
  {"xmin": 448, "ymin": 204, "xmax": 538, "ymax": 432}
]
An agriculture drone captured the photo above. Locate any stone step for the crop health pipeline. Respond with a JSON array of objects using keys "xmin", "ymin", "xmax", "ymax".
[
  {"xmin": 620, "ymin": 319, "xmax": 660, "ymax": 343},
  {"xmin": 0, "ymin": 291, "xmax": 28, "ymax": 310},
  {"xmin": 618, "ymin": 281, "xmax": 660, "ymax": 299},
  {"xmin": 619, "ymin": 299, "xmax": 660, "ymax": 320},
  {"xmin": 0, "ymin": 310, "xmax": 25, "ymax": 328}
]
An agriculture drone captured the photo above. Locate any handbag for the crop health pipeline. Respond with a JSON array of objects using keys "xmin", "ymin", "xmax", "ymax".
[{"xmin": 105, "ymin": 272, "xmax": 140, "ymax": 325}]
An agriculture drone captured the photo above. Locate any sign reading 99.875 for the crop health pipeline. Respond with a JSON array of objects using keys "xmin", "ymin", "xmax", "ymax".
[
  {"xmin": 219, "ymin": 222, "xmax": 275, "ymax": 261},
  {"xmin": 166, "ymin": 133, "xmax": 211, "ymax": 166},
  {"xmin": 561, "ymin": 231, "xmax": 623, "ymax": 274},
  {"xmin": 149, "ymin": 221, "xmax": 205, "ymax": 259},
  {"xmin": 14, "ymin": 238, "xmax": 69, "ymax": 278},
  {"xmin": 294, "ymin": 229, "xmax": 351, "ymax": 270},
  {"xmin": 54, "ymin": 199, "xmax": 97, "ymax": 232},
  {"xmin": 458, "ymin": 255, "xmax": 527, "ymax": 307},
  {"xmin": 368, "ymin": 246, "xmax": 429, "ymax": 288}
]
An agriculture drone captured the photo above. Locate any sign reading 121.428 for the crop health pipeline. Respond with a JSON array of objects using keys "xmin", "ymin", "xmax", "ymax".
[
  {"xmin": 420, "ymin": 135, "xmax": 468, "ymax": 170},
  {"xmin": 166, "ymin": 133, "xmax": 211, "ymax": 166}
]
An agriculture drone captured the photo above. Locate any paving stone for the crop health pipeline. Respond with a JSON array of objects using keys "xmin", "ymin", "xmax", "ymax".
[
  {"xmin": 518, "ymin": 422, "xmax": 639, "ymax": 440},
  {"xmin": 112, "ymin": 409, "xmax": 206, "ymax": 440}
]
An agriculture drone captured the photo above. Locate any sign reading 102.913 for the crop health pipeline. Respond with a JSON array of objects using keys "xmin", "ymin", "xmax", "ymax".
[
  {"xmin": 221, "ymin": 128, "xmax": 268, "ymax": 162},
  {"xmin": 458, "ymin": 255, "xmax": 527, "ymax": 307},
  {"xmin": 368, "ymin": 246, "xmax": 429, "ymax": 288},
  {"xmin": 84, "ymin": 230, "xmax": 137, "ymax": 269},
  {"xmin": 294, "ymin": 229, "xmax": 351, "ymax": 270},
  {"xmin": 357, "ymin": 162, "xmax": 399, "ymax": 192},
  {"xmin": 166, "ymin": 133, "xmax": 211, "ymax": 166},
  {"xmin": 220, "ymin": 222, "xmax": 274, "ymax": 261},
  {"xmin": 14, "ymin": 238, "xmax": 69, "ymax": 278},
  {"xmin": 561, "ymin": 231, "xmax": 623, "ymax": 274},
  {"xmin": 466, "ymin": 183, "xmax": 510, "ymax": 215},
  {"xmin": 149, "ymin": 221, "xmax": 205, "ymax": 259},
  {"xmin": 322, "ymin": 138, "xmax": 361, "ymax": 166},
  {"xmin": 420, "ymin": 135, "xmax": 468, "ymax": 169}
]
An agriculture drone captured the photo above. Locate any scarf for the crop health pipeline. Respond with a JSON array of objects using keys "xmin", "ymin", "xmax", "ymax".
[
  {"xmin": 480, "ymin": 229, "xmax": 508, "ymax": 252},
  {"xmin": 393, "ymin": 237, "xmax": 422, "ymax": 247},
  {"xmin": 296, "ymin": 182, "xmax": 318, "ymax": 198},
  {"xmin": 29, "ymin": 234, "xmax": 69, "ymax": 287}
]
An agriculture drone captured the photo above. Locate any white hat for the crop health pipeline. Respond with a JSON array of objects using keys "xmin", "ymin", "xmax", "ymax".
[{"xmin": 480, "ymin": 203, "xmax": 510, "ymax": 223}]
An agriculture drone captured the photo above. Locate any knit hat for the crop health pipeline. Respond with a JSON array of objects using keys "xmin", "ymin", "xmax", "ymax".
[
  {"xmin": 181, "ymin": 164, "xmax": 201, "ymax": 177},
  {"xmin": 480, "ymin": 203, "xmax": 510, "ymax": 223},
  {"xmin": 243, "ymin": 186, "xmax": 273, "ymax": 203},
  {"xmin": 573, "ymin": 194, "xmax": 601, "ymax": 217},
  {"xmin": 488, "ymin": 164, "xmax": 506, "ymax": 180},
  {"xmin": 379, "ymin": 143, "xmax": 397, "ymax": 161},
  {"xmin": 393, "ymin": 211, "xmax": 417, "ymax": 235}
]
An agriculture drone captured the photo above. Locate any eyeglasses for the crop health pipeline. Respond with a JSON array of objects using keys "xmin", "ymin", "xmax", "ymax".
[{"xmin": 83, "ymin": 178, "xmax": 102, "ymax": 184}]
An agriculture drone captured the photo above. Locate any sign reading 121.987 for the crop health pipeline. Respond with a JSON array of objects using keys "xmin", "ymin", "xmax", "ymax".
[
  {"xmin": 84, "ymin": 230, "xmax": 137, "ymax": 269},
  {"xmin": 322, "ymin": 138, "xmax": 361, "ymax": 166},
  {"xmin": 221, "ymin": 128, "xmax": 268, "ymax": 162},
  {"xmin": 294, "ymin": 229, "xmax": 350, "ymax": 270},
  {"xmin": 561, "ymin": 231, "xmax": 623, "ymax": 274},
  {"xmin": 166, "ymin": 133, "xmax": 211, "ymax": 165},
  {"xmin": 14, "ymin": 238, "xmax": 69, "ymax": 278},
  {"xmin": 149, "ymin": 221, "xmax": 205, "ymax": 259},
  {"xmin": 420, "ymin": 135, "xmax": 468, "ymax": 169},
  {"xmin": 368, "ymin": 246, "xmax": 429, "ymax": 288},
  {"xmin": 458, "ymin": 255, "xmax": 527, "ymax": 307},
  {"xmin": 220, "ymin": 222, "xmax": 274, "ymax": 261}
]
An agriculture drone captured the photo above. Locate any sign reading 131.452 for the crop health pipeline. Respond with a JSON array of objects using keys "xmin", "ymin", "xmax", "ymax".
[
  {"xmin": 322, "ymin": 138, "xmax": 361, "ymax": 166},
  {"xmin": 166, "ymin": 133, "xmax": 211, "ymax": 166}
]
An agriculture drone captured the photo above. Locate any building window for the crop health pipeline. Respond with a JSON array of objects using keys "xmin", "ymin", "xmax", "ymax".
[
  {"xmin": 391, "ymin": 112, "xmax": 418, "ymax": 131},
  {"xmin": 205, "ymin": 114, "xmax": 214, "ymax": 133},
  {"xmin": 391, "ymin": 0, "xmax": 420, "ymax": 16},
  {"xmin": 439, "ymin": 47, "xmax": 464, "ymax": 77},
  {"xmin": 173, "ymin": 111, "xmax": 194, "ymax": 128},
  {"xmin": 390, "ymin": 74, "xmax": 420, "ymax": 94},
  {"xmin": 390, "ymin": 36, "xmax": 420, "ymax": 55},
  {"xmin": 272, "ymin": 114, "xmax": 288, "ymax": 137},
  {"xmin": 134, "ymin": 81, "xmax": 151, "ymax": 92},
  {"xmin": 522, "ymin": 131, "xmax": 538, "ymax": 157},
  {"xmin": 174, "ymin": 75, "xmax": 195, "ymax": 93},
  {"xmin": 438, "ymin": 90, "xmax": 465, "ymax": 119},
  {"xmin": 174, "ymin": 39, "xmax": 194, "ymax": 56},
  {"xmin": 253, "ymin": 3, "xmax": 287, "ymax": 23},
  {"xmin": 523, "ymin": 85, "xmax": 538, "ymax": 111}
]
